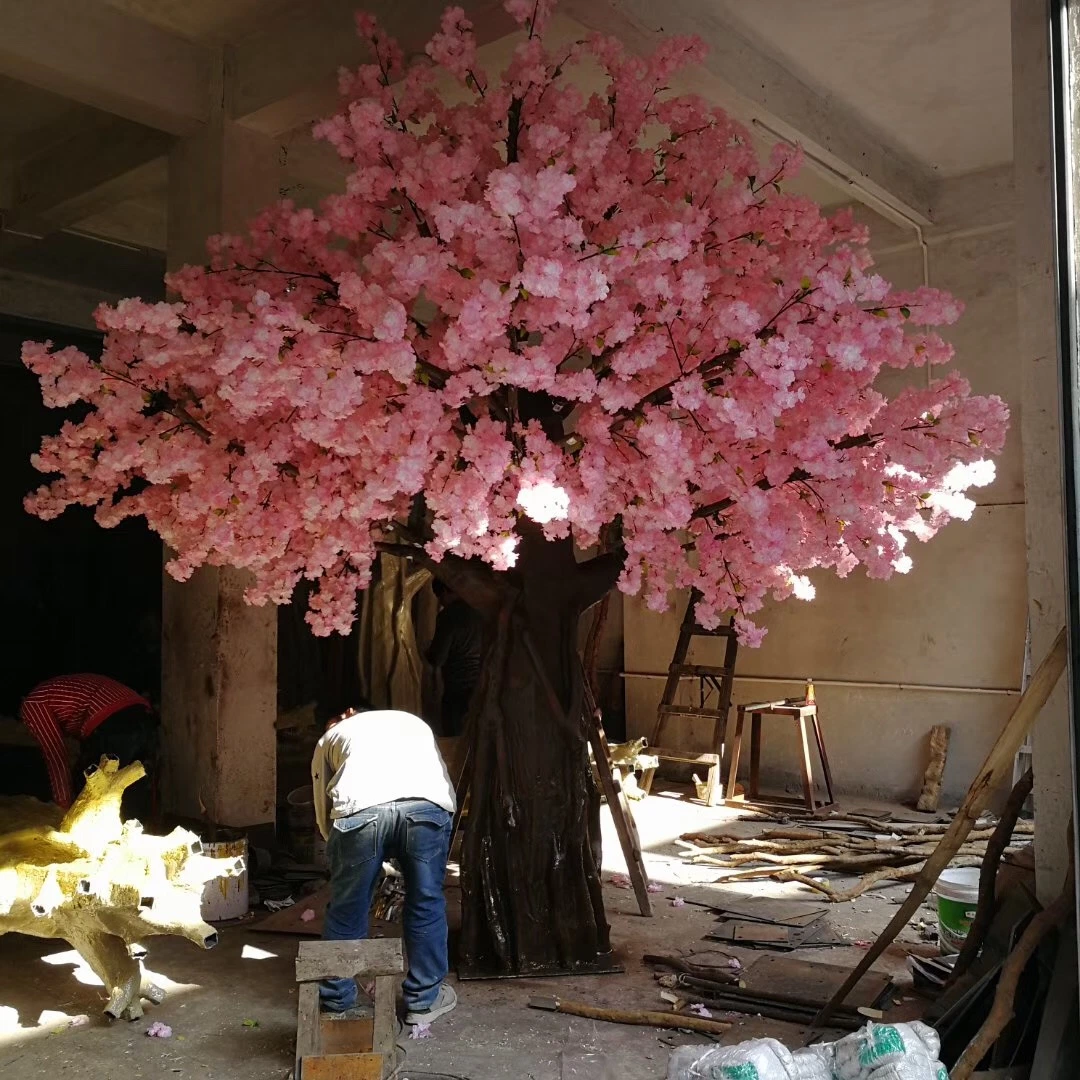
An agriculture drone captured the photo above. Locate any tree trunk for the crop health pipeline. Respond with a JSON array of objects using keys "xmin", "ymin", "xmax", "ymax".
[{"xmin": 456, "ymin": 526, "xmax": 614, "ymax": 976}]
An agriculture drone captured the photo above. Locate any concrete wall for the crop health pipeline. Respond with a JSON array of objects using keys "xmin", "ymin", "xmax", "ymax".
[{"xmin": 623, "ymin": 168, "xmax": 1027, "ymax": 805}]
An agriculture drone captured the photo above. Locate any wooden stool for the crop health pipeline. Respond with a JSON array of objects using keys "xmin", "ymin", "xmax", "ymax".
[
  {"xmin": 725, "ymin": 700, "xmax": 836, "ymax": 815},
  {"xmin": 295, "ymin": 938, "xmax": 403, "ymax": 1079}
]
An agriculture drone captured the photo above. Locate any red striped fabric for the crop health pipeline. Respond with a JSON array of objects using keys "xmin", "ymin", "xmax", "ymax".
[{"xmin": 19, "ymin": 675, "xmax": 150, "ymax": 808}]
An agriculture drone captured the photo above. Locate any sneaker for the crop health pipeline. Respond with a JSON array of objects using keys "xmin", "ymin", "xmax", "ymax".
[{"xmin": 403, "ymin": 984, "xmax": 457, "ymax": 1025}]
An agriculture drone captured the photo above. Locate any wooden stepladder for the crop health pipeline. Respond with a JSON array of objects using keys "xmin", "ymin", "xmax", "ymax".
[{"xmin": 640, "ymin": 591, "xmax": 739, "ymax": 806}]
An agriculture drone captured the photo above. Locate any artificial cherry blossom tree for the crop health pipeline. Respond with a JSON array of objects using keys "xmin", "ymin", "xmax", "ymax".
[{"xmin": 23, "ymin": 0, "xmax": 1007, "ymax": 975}]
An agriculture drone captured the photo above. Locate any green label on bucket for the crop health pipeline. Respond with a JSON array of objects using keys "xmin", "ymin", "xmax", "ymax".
[{"xmin": 938, "ymin": 895, "xmax": 976, "ymax": 950}]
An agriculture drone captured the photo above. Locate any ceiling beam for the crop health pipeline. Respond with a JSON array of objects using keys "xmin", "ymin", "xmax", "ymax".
[
  {"xmin": 0, "ymin": 0, "xmax": 211, "ymax": 135},
  {"xmin": 0, "ymin": 267, "xmax": 123, "ymax": 330},
  {"xmin": 563, "ymin": 0, "xmax": 940, "ymax": 226},
  {"xmin": 230, "ymin": 0, "xmax": 513, "ymax": 135},
  {"xmin": 8, "ymin": 118, "xmax": 171, "ymax": 225}
]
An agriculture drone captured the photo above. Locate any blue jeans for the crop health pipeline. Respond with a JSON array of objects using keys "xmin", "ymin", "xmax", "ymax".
[{"xmin": 320, "ymin": 799, "xmax": 452, "ymax": 1013}]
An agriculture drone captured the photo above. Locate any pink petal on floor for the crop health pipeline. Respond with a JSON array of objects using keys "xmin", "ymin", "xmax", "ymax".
[
  {"xmin": 646, "ymin": 882, "xmax": 662, "ymax": 894},
  {"xmin": 408, "ymin": 1022, "xmax": 433, "ymax": 1040},
  {"xmin": 300, "ymin": 909, "xmax": 316, "ymax": 922},
  {"xmin": 68, "ymin": 1015, "xmax": 90, "ymax": 1028},
  {"xmin": 146, "ymin": 1022, "xmax": 172, "ymax": 1038},
  {"xmin": 689, "ymin": 1003, "xmax": 712, "ymax": 1018},
  {"xmin": 609, "ymin": 874, "xmax": 631, "ymax": 889},
  {"xmin": 671, "ymin": 897, "xmax": 686, "ymax": 907}
]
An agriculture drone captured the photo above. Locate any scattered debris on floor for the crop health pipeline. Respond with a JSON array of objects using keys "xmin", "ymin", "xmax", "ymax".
[
  {"xmin": 647, "ymin": 951, "xmax": 893, "ymax": 1032},
  {"xmin": 679, "ymin": 810, "xmax": 1033, "ymax": 902}
]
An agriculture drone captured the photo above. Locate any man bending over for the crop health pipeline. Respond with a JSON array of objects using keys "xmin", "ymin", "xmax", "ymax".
[{"xmin": 311, "ymin": 704, "xmax": 457, "ymax": 1025}]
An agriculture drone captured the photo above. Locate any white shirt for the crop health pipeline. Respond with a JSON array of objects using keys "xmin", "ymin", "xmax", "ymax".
[{"xmin": 311, "ymin": 710, "xmax": 456, "ymax": 841}]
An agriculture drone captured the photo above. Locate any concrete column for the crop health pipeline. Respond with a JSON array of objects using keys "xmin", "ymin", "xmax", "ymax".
[
  {"xmin": 161, "ymin": 53, "xmax": 284, "ymax": 828},
  {"xmin": 1012, "ymin": 0, "xmax": 1072, "ymax": 899}
]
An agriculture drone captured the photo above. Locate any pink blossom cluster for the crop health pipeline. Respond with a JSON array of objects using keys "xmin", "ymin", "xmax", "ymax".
[{"xmin": 23, "ymin": 0, "xmax": 1008, "ymax": 638}]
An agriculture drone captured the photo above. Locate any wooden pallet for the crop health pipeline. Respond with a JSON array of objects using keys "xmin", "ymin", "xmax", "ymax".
[{"xmin": 295, "ymin": 938, "xmax": 403, "ymax": 1079}]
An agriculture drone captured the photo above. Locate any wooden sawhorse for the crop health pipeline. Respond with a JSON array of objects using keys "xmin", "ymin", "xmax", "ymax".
[
  {"xmin": 295, "ymin": 938, "xmax": 403, "ymax": 1079},
  {"xmin": 725, "ymin": 700, "xmax": 836, "ymax": 816}
]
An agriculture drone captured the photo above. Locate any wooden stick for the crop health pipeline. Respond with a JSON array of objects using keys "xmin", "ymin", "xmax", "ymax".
[
  {"xmin": 528, "ymin": 996, "xmax": 730, "ymax": 1035},
  {"xmin": 722, "ymin": 858, "xmax": 986, "ymax": 903},
  {"xmin": 916, "ymin": 724, "xmax": 951, "ymax": 812},
  {"xmin": 950, "ymin": 862, "xmax": 1074, "ymax": 1080},
  {"xmin": 643, "ymin": 953, "xmax": 742, "ymax": 985},
  {"xmin": 814, "ymin": 626, "xmax": 1067, "ymax": 1025},
  {"xmin": 949, "ymin": 767, "xmax": 1034, "ymax": 984}
]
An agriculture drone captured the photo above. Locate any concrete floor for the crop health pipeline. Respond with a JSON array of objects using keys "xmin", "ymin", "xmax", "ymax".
[{"xmin": 0, "ymin": 789, "xmax": 943, "ymax": 1079}]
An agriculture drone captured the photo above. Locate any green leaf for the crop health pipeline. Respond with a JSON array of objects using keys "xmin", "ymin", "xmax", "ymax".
[
  {"xmin": 241, "ymin": 1019, "xmax": 260, "ymax": 1029},
  {"xmin": 900, "ymin": 306, "xmax": 911, "ymax": 318},
  {"xmin": 800, "ymin": 276, "xmax": 812, "ymax": 291}
]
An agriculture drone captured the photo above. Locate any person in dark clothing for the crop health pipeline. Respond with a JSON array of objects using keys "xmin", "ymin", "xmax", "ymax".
[{"xmin": 426, "ymin": 580, "xmax": 484, "ymax": 737}]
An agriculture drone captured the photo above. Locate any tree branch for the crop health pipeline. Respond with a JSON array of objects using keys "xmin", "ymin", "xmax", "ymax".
[
  {"xmin": 374, "ymin": 541, "xmax": 506, "ymax": 616},
  {"xmin": 507, "ymin": 97, "xmax": 523, "ymax": 164},
  {"xmin": 690, "ymin": 432, "xmax": 883, "ymax": 521},
  {"xmin": 951, "ymin": 855, "xmax": 1075, "ymax": 1080}
]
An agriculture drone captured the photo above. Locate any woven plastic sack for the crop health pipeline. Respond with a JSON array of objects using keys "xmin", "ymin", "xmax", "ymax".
[
  {"xmin": 831, "ymin": 1022, "xmax": 941, "ymax": 1080},
  {"xmin": 867, "ymin": 1053, "xmax": 948, "ymax": 1080},
  {"xmin": 667, "ymin": 1037, "xmax": 799, "ymax": 1079},
  {"xmin": 790, "ymin": 1044, "xmax": 833, "ymax": 1080}
]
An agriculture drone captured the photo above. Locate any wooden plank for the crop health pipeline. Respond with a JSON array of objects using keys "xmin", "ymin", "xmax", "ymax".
[
  {"xmin": 583, "ymin": 673, "xmax": 651, "ymax": 918},
  {"xmin": 257, "ymin": 883, "xmax": 330, "ymax": 936},
  {"xmin": 743, "ymin": 954, "xmax": 891, "ymax": 1009},
  {"xmin": 296, "ymin": 981, "xmax": 321, "ymax": 1077},
  {"xmin": 733, "ymin": 923, "xmax": 791, "ymax": 944},
  {"xmin": 371, "ymin": 975, "xmax": 396, "ymax": 1064},
  {"xmin": 300, "ymin": 1052, "xmax": 385, "ymax": 1080},
  {"xmin": 319, "ymin": 1017, "xmax": 374, "ymax": 1056},
  {"xmin": 674, "ymin": 664, "xmax": 736, "ymax": 677},
  {"xmin": 649, "ymin": 746, "xmax": 720, "ymax": 765},
  {"xmin": 658, "ymin": 705, "xmax": 730, "ymax": 720},
  {"xmin": 297, "ymin": 939, "xmax": 403, "ymax": 983}
]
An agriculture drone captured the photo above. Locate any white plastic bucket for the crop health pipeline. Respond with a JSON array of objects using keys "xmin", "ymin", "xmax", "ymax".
[
  {"xmin": 933, "ymin": 866, "xmax": 980, "ymax": 954},
  {"xmin": 199, "ymin": 835, "xmax": 249, "ymax": 922}
]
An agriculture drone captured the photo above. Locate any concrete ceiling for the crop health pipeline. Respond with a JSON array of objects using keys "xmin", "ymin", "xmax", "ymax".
[
  {"xmin": 0, "ymin": 0, "xmax": 1012, "ymax": 312},
  {"xmin": 711, "ymin": 0, "xmax": 1012, "ymax": 177},
  {"xmin": 104, "ymin": 0, "xmax": 293, "ymax": 43}
]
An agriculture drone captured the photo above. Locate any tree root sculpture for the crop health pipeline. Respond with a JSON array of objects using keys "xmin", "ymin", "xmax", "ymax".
[{"xmin": 0, "ymin": 756, "xmax": 243, "ymax": 1020}]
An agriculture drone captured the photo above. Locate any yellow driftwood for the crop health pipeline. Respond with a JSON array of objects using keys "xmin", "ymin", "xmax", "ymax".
[
  {"xmin": 0, "ymin": 757, "xmax": 242, "ymax": 1020},
  {"xmin": 916, "ymin": 724, "xmax": 951, "ymax": 812}
]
